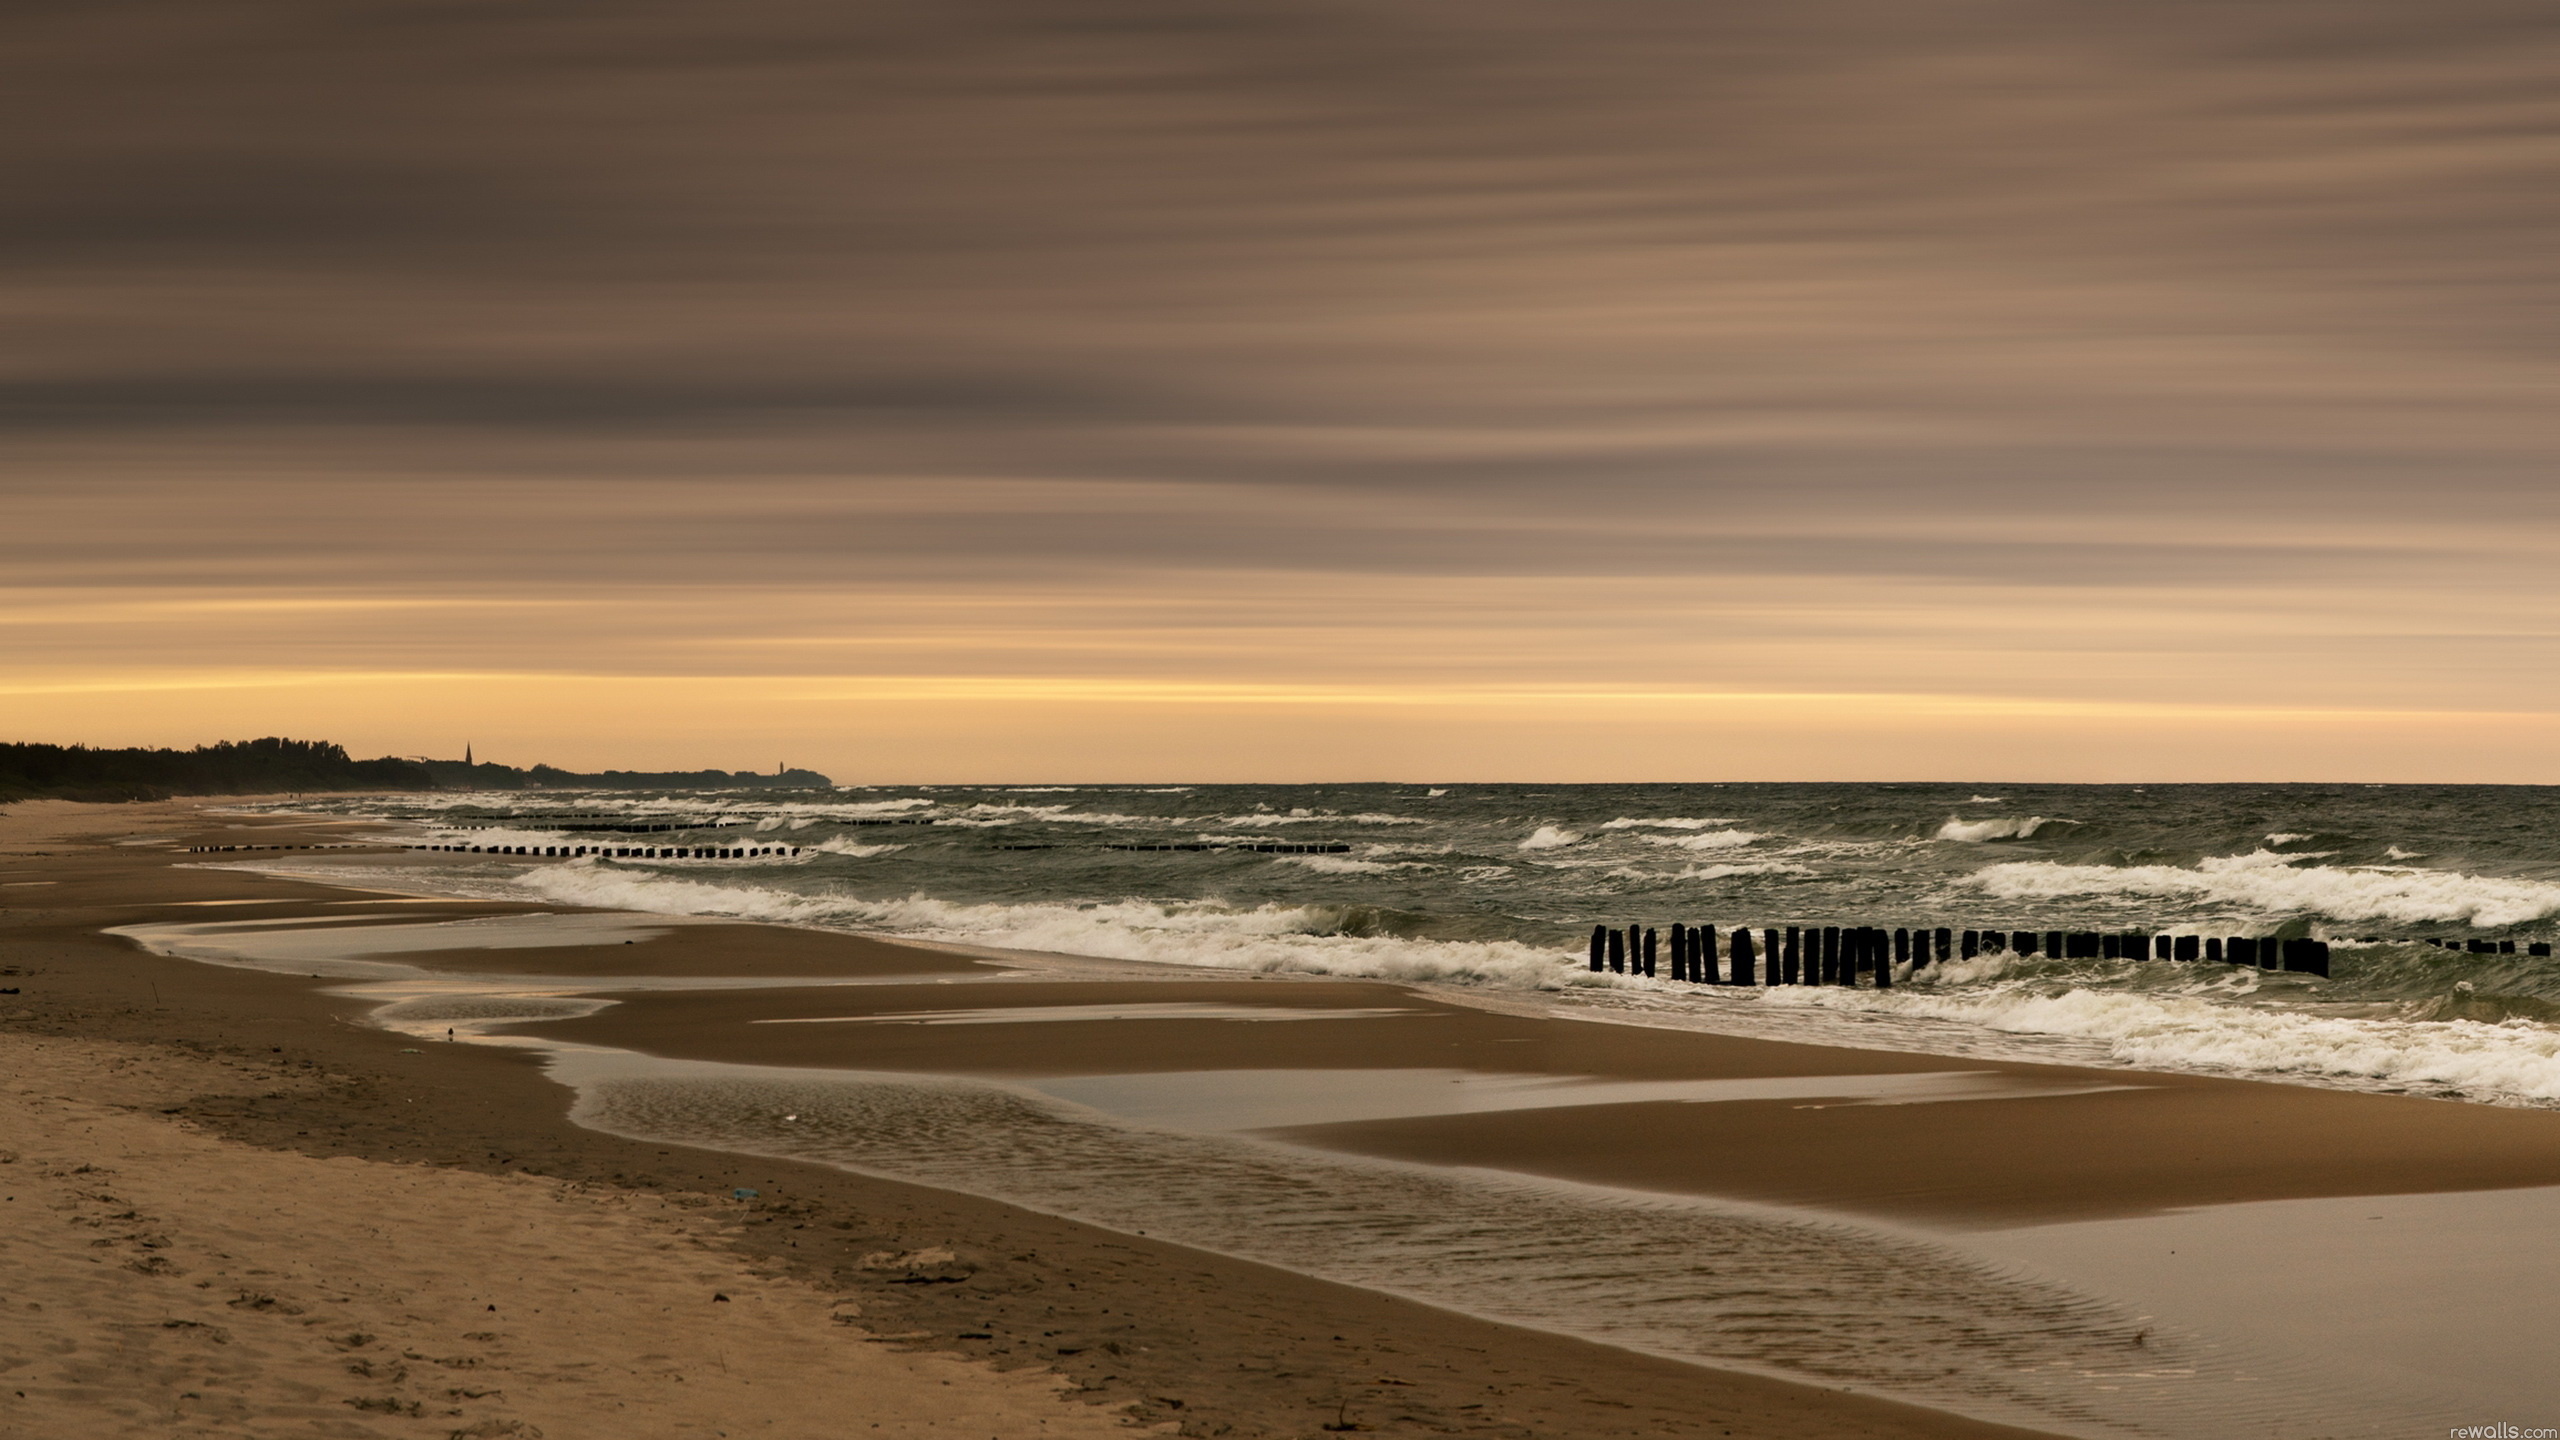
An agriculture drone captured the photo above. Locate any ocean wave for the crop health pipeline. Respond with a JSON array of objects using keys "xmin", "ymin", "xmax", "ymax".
[
  {"xmin": 1274, "ymin": 855, "xmax": 1425, "ymax": 875},
  {"xmin": 1972, "ymin": 855, "xmax": 2560, "ymax": 927},
  {"xmin": 1673, "ymin": 862, "xmax": 1816, "ymax": 882},
  {"xmin": 506, "ymin": 866, "xmax": 1594, "ymax": 990},
  {"xmin": 1640, "ymin": 829, "xmax": 1764, "ymax": 851},
  {"xmin": 1776, "ymin": 971, "xmax": 2560, "ymax": 1105},
  {"xmin": 1603, "ymin": 860, "xmax": 1812, "ymax": 883},
  {"xmin": 1214, "ymin": 811, "xmax": 1428, "ymax": 828},
  {"xmin": 1936, "ymin": 816, "xmax": 2051, "ymax": 842},
  {"xmin": 419, "ymin": 826, "xmax": 575, "ymax": 847},
  {"xmin": 809, "ymin": 838, "xmax": 907, "ymax": 857},
  {"xmin": 1518, "ymin": 826, "xmax": 1583, "ymax": 851},
  {"xmin": 2266, "ymin": 832, "xmax": 2313, "ymax": 845},
  {"xmin": 1599, "ymin": 817, "xmax": 1741, "ymax": 830}
]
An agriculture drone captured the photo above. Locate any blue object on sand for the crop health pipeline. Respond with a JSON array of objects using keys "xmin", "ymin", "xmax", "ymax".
[{"xmin": 733, "ymin": 1187, "xmax": 760, "ymax": 1200}]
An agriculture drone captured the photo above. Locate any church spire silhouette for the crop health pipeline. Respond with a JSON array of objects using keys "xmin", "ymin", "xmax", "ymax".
[{"xmin": 465, "ymin": 742, "xmax": 473, "ymax": 767}]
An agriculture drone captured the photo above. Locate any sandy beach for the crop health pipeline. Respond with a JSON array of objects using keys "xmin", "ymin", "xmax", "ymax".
[{"xmin": 2, "ymin": 799, "xmax": 2084, "ymax": 1439}]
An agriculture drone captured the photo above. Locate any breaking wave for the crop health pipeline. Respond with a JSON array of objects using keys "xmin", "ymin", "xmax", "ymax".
[
  {"xmin": 509, "ymin": 863, "xmax": 1594, "ymax": 991},
  {"xmin": 1937, "ymin": 816, "xmax": 2051, "ymax": 842},
  {"xmin": 1972, "ymin": 855, "xmax": 2560, "ymax": 928},
  {"xmin": 1770, "ymin": 962, "xmax": 2560, "ymax": 1105},
  {"xmin": 1641, "ymin": 829, "xmax": 1764, "ymax": 851}
]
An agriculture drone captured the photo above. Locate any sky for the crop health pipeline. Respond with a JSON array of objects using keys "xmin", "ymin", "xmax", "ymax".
[{"xmin": 8, "ymin": 0, "xmax": 2560, "ymax": 781}]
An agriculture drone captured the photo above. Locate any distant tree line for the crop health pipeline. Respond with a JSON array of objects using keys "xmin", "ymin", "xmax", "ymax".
[
  {"xmin": 0, "ymin": 738, "xmax": 433, "ymax": 802},
  {"xmin": 2, "ymin": 738, "xmax": 835, "ymax": 802},
  {"xmin": 420, "ymin": 760, "xmax": 834, "ymax": 790}
]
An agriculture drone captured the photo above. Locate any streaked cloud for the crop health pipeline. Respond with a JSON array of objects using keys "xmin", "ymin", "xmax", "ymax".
[{"xmin": 8, "ymin": 1, "xmax": 2560, "ymax": 777}]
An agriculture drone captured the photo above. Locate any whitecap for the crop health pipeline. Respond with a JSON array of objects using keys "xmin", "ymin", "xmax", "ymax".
[
  {"xmin": 1788, "ymin": 975, "xmax": 2560, "ymax": 1105},
  {"xmin": 1970, "ymin": 855, "xmax": 2560, "ymax": 928},
  {"xmin": 505, "ymin": 867, "xmax": 1591, "ymax": 990},
  {"xmin": 1639, "ymin": 829, "xmax": 1764, "ymax": 852},
  {"xmin": 1937, "ymin": 816, "xmax": 2051, "ymax": 842},
  {"xmin": 810, "ymin": 838, "xmax": 907, "ymax": 858}
]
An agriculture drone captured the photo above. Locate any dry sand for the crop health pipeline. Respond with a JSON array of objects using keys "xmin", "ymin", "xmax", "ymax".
[
  {"xmin": 0, "ymin": 1030, "xmax": 1140, "ymax": 1440},
  {"xmin": 2, "ymin": 800, "xmax": 2063, "ymax": 1440}
]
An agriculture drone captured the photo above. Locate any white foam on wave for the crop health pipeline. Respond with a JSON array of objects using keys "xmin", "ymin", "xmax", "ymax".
[
  {"xmin": 810, "ymin": 837, "xmax": 906, "ymax": 857},
  {"xmin": 1600, "ymin": 817, "xmax": 1741, "ymax": 831},
  {"xmin": 507, "ymin": 864, "xmax": 1596, "ymax": 991},
  {"xmin": 1936, "ymin": 816, "xmax": 2051, "ymax": 842},
  {"xmin": 1275, "ymin": 854, "xmax": 1424, "ymax": 875},
  {"xmin": 2265, "ymin": 832, "xmax": 2313, "ymax": 845},
  {"xmin": 1518, "ymin": 826, "xmax": 1582, "ymax": 851},
  {"xmin": 759, "ymin": 798, "xmax": 937, "ymax": 818},
  {"xmin": 1640, "ymin": 829, "xmax": 1763, "ymax": 851},
  {"xmin": 1605, "ymin": 861, "xmax": 1812, "ymax": 883},
  {"xmin": 1673, "ymin": 862, "xmax": 1816, "ymax": 882},
  {"xmin": 1973, "ymin": 854, "xmax": 2560, "ymax": 927},
  {"xmin": 1215, "ymin": 811, "xmax": 1427, "ymax": 829},
  {"xmin": 423, "ymin": 826, "xmax": 574, "ymax": 847},
  {"xmin": 1771, "ymin": 971, "xmax": 2560, "ymax": 1105}
]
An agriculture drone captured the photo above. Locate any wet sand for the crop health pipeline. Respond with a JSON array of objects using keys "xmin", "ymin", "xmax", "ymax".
[
  {"xmin": 0, "ymin": 800, "xmax": 2064, "ymax": 1440},
  {"xmin": 527, "ymin": 976, "xmax": 2560, "ymax": 1226}
]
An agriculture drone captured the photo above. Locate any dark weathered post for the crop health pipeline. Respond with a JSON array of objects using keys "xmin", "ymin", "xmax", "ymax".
[
  {"xmin": 2046, "ymin": 930, "xmax": 2065, "ymax": 959},
  {"xmin": 1607, "ymin": 929, "xmax": 1625, "ymax": 973},
  {"xmin": 1876, "ymin": 930, "xmax": 1893, "ymax": 988},
  {"xmin": 1700, "ymin": 925, "xmax": 1720, "ymax": 982},
  {"xmin": 2205, "ymin": 937, "xmax": 2223, "ymax": 963},
  {"xmin": 1960, "ymin": 929, "xmax": 1978, "ymax": 960},
  {"xmin": 1895, "ymin": 929, "xmax": 1911, "ymax": 966},
  {"xmin": 1669, "ymin": 924, "xmax": 1688, "ymax": 982},
  {"xmin": 1731, "ymin": 928, "xmax": 1757, "ymax": 986},
  {"xmin": 1590, "ymin": 926, "xmax": 1606, "ymax": 972},
  {"xmin": 1643, "ymin": 928, "xmax": 1658, "ymax": 977},
  {"xmin": 1779, "ymin": 927, "xmax": 1798, "ymax": 984},
  {"xmin": 1759, "ymin": 927, "xmax": 1778, "ymax": 985},
  {"xmin": 1820, "ymin": 927, "xmax": 1840, "ymax": 984}
]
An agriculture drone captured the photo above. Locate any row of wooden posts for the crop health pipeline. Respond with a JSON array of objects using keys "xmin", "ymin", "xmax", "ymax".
[{"xmin": 1590, "ymin": 923, "xmax": 2343, "ymax": 985}]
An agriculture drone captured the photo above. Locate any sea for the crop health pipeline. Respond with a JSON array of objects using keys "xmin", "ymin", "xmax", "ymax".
[
  {"xmin": 253, "ymin": 780, "xmax": 2560, "ymax": 1108},
  {"xmin": 194, "ymin": 781, "xmax": 2560, "ymax": 1437}
]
